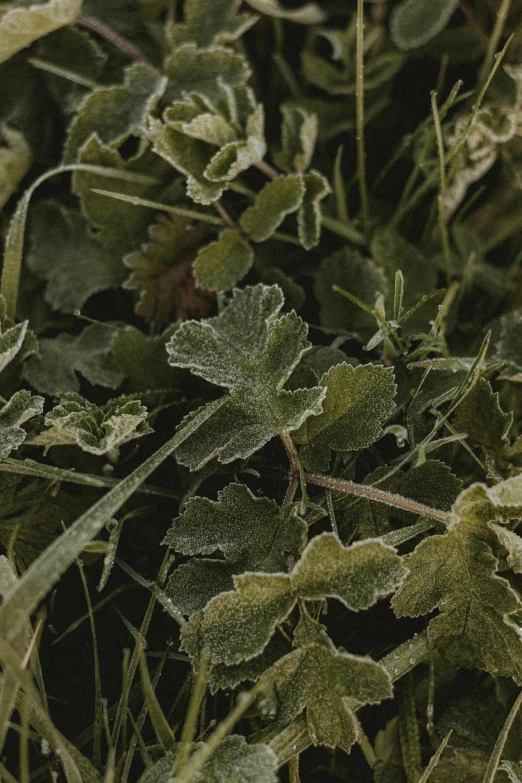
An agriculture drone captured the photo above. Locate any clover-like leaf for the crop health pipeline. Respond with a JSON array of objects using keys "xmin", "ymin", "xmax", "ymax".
[
  {"xmin": 193, "ymin": 229, "xmax": 253, "ymax": 292},
  {"xmin": 293, "ymin": 363, "xmax": 396, "ymax": 471},
  {"xmin": 26, "ymin": 201, "xmax": 125, "ymax": 314},
  {"xmin": 166, "ymin": 284, "xmax": 325, "ymax": 470},
  {"xmin": 0, "ymin": 390, "xmax": 44, "ymax": 458},
  {"xmin": 297, "ymin": 170, "xmax": 330, "ymax": 250},
  {"xmin": 390, "ymin": 0, "xmax": 460, "ymax": 51},
  {"xmin": 0, "ymin": 125, "xmax": 31, "ymax": 211},
  {"xmin": 35, "ymin": 392, "xmax": 151, "ymax": 457},
  {"xmin": 273, "ymin": 106, "xmax": 318, "ymax": 174},
  {"xmin": 195, "ymin": 532, "xmax": 403, "ymax": 664},
  {"xmin": 239, "ymin": 174, "xmax": 304, "ymax": 242},
  {"xmin": 164, "ymin": 483, "xmax": 306, "ymax": 613},
  {"xmin": 392, "ymin": 478, "xmax": 522, "ymax": 683},
  {"xmin": 0, "ymin": 0, "xmax": 83, "ymax": 65},
  {"xmin": 23, "ymin": 324, "xmax": 124, "ymax": 396},
  {"xmin": 140, "ymin": 735, "xmax": 278, "ymax": 783},
  {"xmin": 63, "ymin": 63, "xmax": 167, "ymax": 163},
  {"xmin": 167, "ymin": 0, "xmax": 258, "ymax": 49},
  {"xmin": 257, "ymin": 615, "xmax": 392, "ymax": 753}
]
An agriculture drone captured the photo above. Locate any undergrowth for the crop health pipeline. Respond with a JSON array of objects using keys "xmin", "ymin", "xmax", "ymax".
[{"xmin": 3, "ymin": 0, "xmax": 522, "ymax": 781}]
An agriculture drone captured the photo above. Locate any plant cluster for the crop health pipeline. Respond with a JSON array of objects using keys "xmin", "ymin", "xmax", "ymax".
[{"xmin": 3, "ymin": 0, "xmax": 522, "ymax": 782}]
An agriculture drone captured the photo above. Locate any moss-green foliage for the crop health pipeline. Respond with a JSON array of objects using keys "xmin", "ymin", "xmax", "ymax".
[{"xmin": 3, "ymin": 1, "xmax": 522, "ymax": 782}]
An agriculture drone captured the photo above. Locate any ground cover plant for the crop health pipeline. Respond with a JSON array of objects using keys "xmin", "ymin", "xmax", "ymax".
[{"xmin": 5, "ymin": 0, "xmax": 522, "ymax": 781}]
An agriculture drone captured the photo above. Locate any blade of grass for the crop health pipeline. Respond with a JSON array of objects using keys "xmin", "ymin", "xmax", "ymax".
[
  {"xmin": 431, "ymin": 90, "xmax": 452, "ymax": 284},
  {"xmin": 172, "ymin": 649, "xmax": 211, "ymax": 776},
  {"xmin": 77, "ymin": 558, "xmax": 103, "ymax": 769},
  {"xmin": 482, "ymin": 690, "xmax": 522, "ymax": 783},
  {"xmin": 478, "ymin": 0, "xmax": 512, "ymax": 84},
  {"xmin": 138, "ymin": 647, "xmax": 176, "ymax": 751},
  {"xmin": 418, "ymin": 730, "xmax": 452, "ymax": 782},
  {"xmin": 355, "ymin": 0, "xmax": 369, "ymax": 233},
  {"xmin": 91, "ymin": 189, "xmax": 224, "ymax": 225}
]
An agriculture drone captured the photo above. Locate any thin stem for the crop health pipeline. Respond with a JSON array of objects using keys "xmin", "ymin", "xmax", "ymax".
[
  {"xmin": 483, "ymin": 690, "xmax": 522, "ymax": 783},
  {"xmin": 431, "ymin": 91, "xmax": 452, "ymax": 284},
  {"xmin": 305, "ymin": 473, "xmax": 447, "ymax": 523},
  {"xmin": 255, "ymin": 159, "xmax": 279, "ymax": 180},
  {"xmin": 76, "ymin": 15, "xmax": 154, "ymax": 67},
  {"xmin": 326, "ymin": 490, "xmax": 339, "ymax": 537},
  {"xmin": 478, "ymin": 0, "xmax": 513, "ymax": 84},
  {"xmin": 172, "ymin": 650, "xmax": 211, "ymax": 776},
  {"xmin": 212, "ymin": 200, "xmax": 236, "ymax": 230},
  {"xmin": 355, "ymin": 0, "xmax": 369, "ymax": 234},
  {"xmin": 280, "ymin": 431, "xmax": 300, "ymax": 506}
]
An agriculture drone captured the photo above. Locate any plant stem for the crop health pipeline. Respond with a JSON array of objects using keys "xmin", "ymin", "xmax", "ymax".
[
  {"xmin": 76, "ymin": 15, "xmax": 154, "ymax": 67},
  {"xmin": 431, "ymin": 91, "xmax": 452, "ymax": 284},
  {"xmin": 355, "ymin": 0, "xmax": 369, "ymax": 234},
  {"xmin": 172, "ymin": 650, "xmax": 210, "ymax": 776},
  {"xmin": 280, "ymin": 431, "xmax": 300, "ymax": 506},
  {"xmin": 478, "ymin": 0, "xmax": 513, "ymax": 84},
  {"xmin": 305, "ymin": 473, "xmax": 447, "ymax": 522},
  {"xmin": 483, "ymin": 690, "xmax": 522, "ymax": 783}
]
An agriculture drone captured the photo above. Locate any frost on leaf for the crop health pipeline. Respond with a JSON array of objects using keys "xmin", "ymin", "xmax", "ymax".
[
  {"xmin": 0, "ymin": 125, "xmax": 31, "ymax": 211},
  {"xmin": 239, "ymin": 174, "xmax": 305, "ymax": 241},
  {"xmin": 257, "ymin": 615, "xmax": 392, "ymax": 753},
  {"xmin": 244, "ymin": 0, "xmax": 325, "ymax": 24},
  {"xmin": 195, "ymin": 532, "xmax": 403, "ymax": 664},
  {"xmin": 0, "ymin": 390, "xmax": 44, "ymax": 458},
  {"xmin": 110, "ymin": 325, "xmax": 182, "ymax": 393},
  {"xmin": 0, "ymin": 0, "xmax": 83, "ymax": 65},
  {"xmin": 452, "ymin": 377, "xmax": 512, "ymax": 452},
  {"xmin": 149, "ymin": 46, "xmax": 265, "ymax": 205},
  {"xmin": 140, "ymin": 735, "xmax": 278, "ymax": 783},
  {"xmin": 63, "ymin": 63, "xmax": 167, "ymax": 163},
  {"xmin": 193, "ymin": 229, "xmax": 253, "ymax": 292},
  {"xmin": 26, "ymin": 201, "xmax": 125, "ymax": 314},
  {"xmin": 0, "ymin": 317, "xmax": 28, "ymax": 376},
  {"xmin": 164, "ymin": 483, "xmax": 306, "ymax": 613},
  {"xmin": 166, "ymin": 284, "xmax": 325, "ymax": 470},
  {"xmin": 35, "ymin": 393, "xmax": 151, "ymax": 457},
  {"xmin": 124, "ymin": 213, "xmax": 212, "ymax": 325},
  {"xmin": 167, "ymin": 0, "xmax": 258, "ymax": 49},
  {"xmin": 293, "ymin": 363, "xmax": 396, "ymax": 471},
  {"xmin": 392, "ymin": 476, "xmax": 522, "ymax": 683},
  {"xmin": 297, "ymin": 170, "xmax": 330, "ymax": 250},
  {"xmin": 23, "ymin": 324, "xmax": 124, "ymax": 396},
  {"xmin": 273, "ymin": 106, "xmax": 318, "ymax": 174},
  {"xmin": 390, "ymin": 0, "xmax": 460, "ymax": 50}
]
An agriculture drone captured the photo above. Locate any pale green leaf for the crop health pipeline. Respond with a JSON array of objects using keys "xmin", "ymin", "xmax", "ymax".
[
  {"xmin": 35, "ymin": 393, "xmax": 152, "ymax": 456},
  {"xmin": 392, "ymin": 479, "xmax": 522, "ymax": 683},
  {"xmin": 257, "ymin": 616, "xmax": 392, "ymax": 753},
  {"xmin": 390, "ymin": 0, "xmax": 460, "ymax": 51},
  {"xmin": 297, "ymin": 170, "xmax": 330, "ymax": 250},
  {"xmin": 239, "ymin": 174, "xmax": 304, "ymax": 242},
  {"xmin": 64, "ymin": 62, "xmax": 166, "ymax": 163},
  {"xmin": 0, "ymin": 0, "xmax": 83, "ymax": 65},
  {"xmin": 26, "ymin": 200, "xmax": 125, "ymax": 313},
  {"xmin": 164, "ymin": 44, "xmax": 251, "ymax": 104},
  {"xmin": 244, "ymin": 0, "xmax": 325, "ymax": 24},
  {"xmin": 166, "ymin": 284, "xmax": 325, "ymax": 469},
  {"xmin": 167, "ymin": 0, "xmax": 258, "ymax": 48},
  {"xmin": 491, "ymin": 524, "xmax": 522, "ymax": 573},
  {"xmin": 140, "ymin": 736, "xmax": 278, "ymax": 783},
  {"xmin": 0, "ymin": 125, "xmax": 31, "ymax": 211},
  {"xmin": 293, "ymin": 363, "xmax": 396, "ymax": 471},
  {"xmin": 0, "ymin": 390, "xmax": 43, "ymax": 458},
  {"xmin": 502, "ymin": 761, "xmax": 522, "ymax": 783},
  {"xmin": 193, "ymin": 229, "xmax": 253, "ymax": 292},
  {"xmin": 23, "ymin": 324, "xmax": 124, "ymax": 395},
  {"xmin": 197, "ymin": 532, "xmax": 403, "ymax": 664},
  {"xmin": 0, "ymin": 319, "xmax": 28, "ymax": 375},
  {"xmin": 273, "ymin": 106, "xmax": 318, "ymax": 174}
]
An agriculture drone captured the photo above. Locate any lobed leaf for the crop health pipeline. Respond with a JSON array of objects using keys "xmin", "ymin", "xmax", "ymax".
[
  {"xmin": 167, "ymin": 0, "xmax": 258, "ymax": 49},
  {"xmin": 0, "ymin": 390, "xmax": 43, "ymax": 459},
  {"xmin": 239, "ymin": 174, "xmax": 304, "ymax": 241},
  {"xmin": 0, "ymin": 0, "xmax": 83, "ymax": 65},
  {"xmin": 193, "ymin": 229, "xmax": 253, "ymax": 292}
]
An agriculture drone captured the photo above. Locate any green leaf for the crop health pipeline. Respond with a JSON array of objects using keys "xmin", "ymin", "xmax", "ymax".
[
  {"xmin": 0, "ymin": 390, "xmax": 43, "ymax": 458},
  {"xmin": 0, "ymin": 125, "xmax": 31, "ymax": 211},
  {"xmin": 390, "ymin": 0, "xmax": 460, "ymax": 51},
  {"xmin": 63, "ymin": 62, "xmax": 167, "ymax": 164},
  {"xmin": 502, "ymin": 761, "xmax": 522, "ymax": 783},
  {"xmin": 166, "ymin": 284, "xmax": 325, "ymax": 470},
  {"xmin": 370, "ymin": 229, "xmax": 437, "ymax": 313},
  {"xmin": 392, "ymin": 479, "xmax": 522, "ymax": 683},
  {"xmin": 491, "ymin": 524, "xmax": 522, "ymax": 574},
  {"xmin": 167, "ymin": 0, "xmax": 258, "ymax": 48},
  {"xmin": 257, "ymin": 616, "xmax": 392, "ymax": 753},
  {"xmin": 23, "ymin": 324, "xmax": 124, "ymax": 395},
  {"xmin": 0, "ymin": 318, "xmax": 28, "ymax": 376},
  {"xmin": 35, "ymin": 393, "xmax": 151, "ymax": 456},
  {"xmin": 293, "ymin": 363, "xmax": 396, "ymax": 471},
  {"xmin": 239, "ymin": 175, "xmax": 305, "ymax": 242},
  {"xmin": 140, "ymin": 736, "xmax": 278, "ymax": 783},
  {"xmin": 0, "ymin": 0, "xmax": 83, "ymax": 65},
  {"xmin": 164, "ymin": 44, "xmax": 251, "ymax": 104},
  {"xmin": 193, "ymin": 230, "xmax": 253, "ymax": 292},
  {"xmin": 244, "ymin": 0, "xmax": 325, "ymax": 24},
  {"xmin": 195, "ymin": 532, "xmax": 403, "ymax": 664},
  {"xmin": 315, "ymin": 248, "xmax": 385, "ymax": 340},
  {"xmin": 496, "ymin": 308, "xmax": 522, "ymax": 375},
  {"xmin": 26, "ymin": 201, "xmax": 125, "ymax": 313},
  {"xmin": 110, "ymin": 325, "xmax": 181, "ymax": 393},
  {"xmin": 273, "ymin": 107, "xmax": 318, "ymax": 174},
  {"xmin": 164, "ymin": 483, "xmax": 306, "ymax": 612},
  {"xmin": 452, "ymin": 377, "xmax": 512, "ymax": 451},
  {"xmin": 297, "ymin": 170, "xmax": 330, "ymax": 250}
]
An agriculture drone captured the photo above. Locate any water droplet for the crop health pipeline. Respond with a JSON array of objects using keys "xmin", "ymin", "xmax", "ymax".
[{"xmin": 409, "ymin": 657, "xmax": 415, "ymax": 665}]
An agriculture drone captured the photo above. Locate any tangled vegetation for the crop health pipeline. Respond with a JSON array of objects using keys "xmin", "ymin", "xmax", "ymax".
[{"xmin": 4, "ymin": 0, "xmax": 522, "ymax": 781}]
